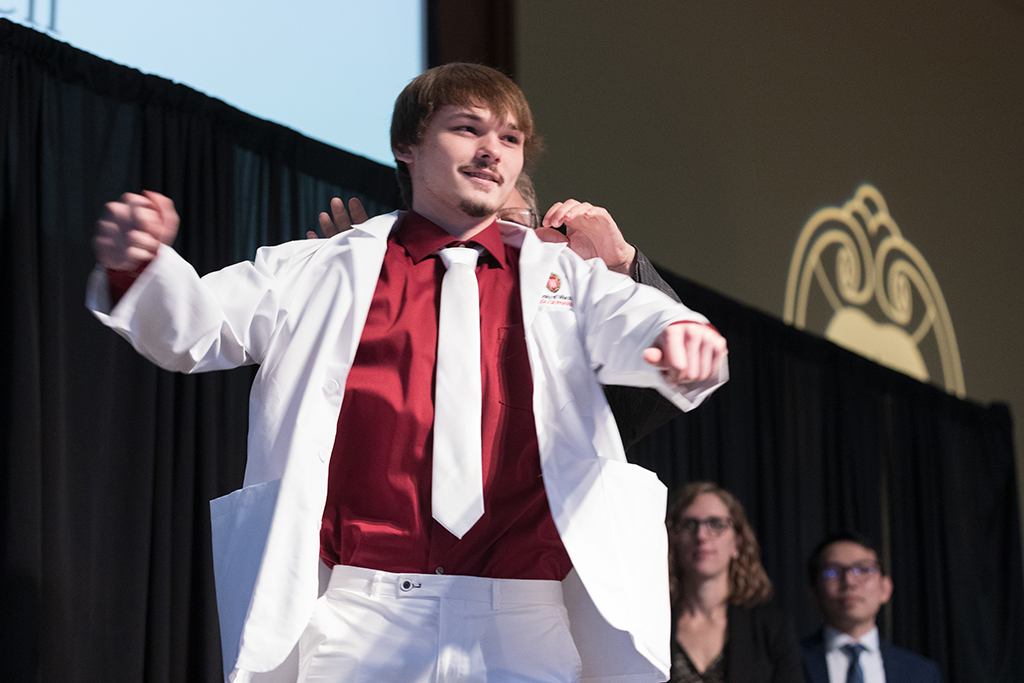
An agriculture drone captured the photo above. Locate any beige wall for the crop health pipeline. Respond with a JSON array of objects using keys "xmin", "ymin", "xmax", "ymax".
[{"xmin": 516, "ymin": 1, "xmax": 1024, "ymax": 499}]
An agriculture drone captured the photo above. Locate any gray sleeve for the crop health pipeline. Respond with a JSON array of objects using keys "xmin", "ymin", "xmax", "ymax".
[
  {"xmin": 633, "ymin": 247, "xmax": 681, "ymax": 303},
  {"xmin": 603, "ymin": 247, "xmax": 683, "ymax": 450}
]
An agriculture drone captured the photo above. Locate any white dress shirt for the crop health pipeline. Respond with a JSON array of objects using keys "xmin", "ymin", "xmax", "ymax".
[{"xmin": 825, "ymin": 626, "xmax": 886, "ymax": 683}]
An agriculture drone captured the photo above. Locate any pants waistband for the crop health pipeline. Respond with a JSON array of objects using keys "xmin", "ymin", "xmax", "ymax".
[{"xmin": 327, "ymin": 564, "xmax": 564, "ymax": 608}]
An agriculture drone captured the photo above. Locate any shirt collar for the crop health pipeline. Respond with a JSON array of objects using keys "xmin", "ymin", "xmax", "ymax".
[
  {"xmin": 824, "ymin": 625, "xmax": 880, "ymax": 655},
  {"xmin": 397, "ymin": 210, "xmax": 507, "ymax": 269}
]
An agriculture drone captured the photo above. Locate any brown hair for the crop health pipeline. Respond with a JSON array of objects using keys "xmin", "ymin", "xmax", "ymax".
[
  {"xmin": 390, "ymin": 63, "xmax": 542, "ymax": 207},
  {"xmin": 515, "ymin": 172, "xmax": 539, "ymax": 215},
  {"xmin": 667, "ymin": 481, "xmax": 773, "ymax": 608}
]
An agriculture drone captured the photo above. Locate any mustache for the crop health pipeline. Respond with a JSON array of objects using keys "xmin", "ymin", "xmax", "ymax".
[{"xmin": 460, "ymin": 162, "xmax": 504, "ymax": 185}]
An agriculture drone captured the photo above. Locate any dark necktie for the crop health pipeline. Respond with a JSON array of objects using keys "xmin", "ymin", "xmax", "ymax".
[{"xmin": 841, "ymin": 643, "xmax": 867, "ymax": 683}]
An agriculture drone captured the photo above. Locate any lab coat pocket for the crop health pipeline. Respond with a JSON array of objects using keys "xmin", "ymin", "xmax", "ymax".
[
  {"xmin": 594, "ymin": 459, "xmax": 667, "ymax": 552},
  {"xmin": 209, "ymin": 478, "xmax": 282, "ymax": 667}
]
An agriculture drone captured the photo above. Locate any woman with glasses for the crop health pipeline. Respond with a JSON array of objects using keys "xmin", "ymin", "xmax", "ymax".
[{"xmin": 667, "ymin": 481, "xmax": 804, "ymax": 683}]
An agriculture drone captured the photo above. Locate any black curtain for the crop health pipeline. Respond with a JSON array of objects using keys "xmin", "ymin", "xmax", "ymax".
[{"xmin": 2, "ymin": 18, "xmax": 1021, "ymax": 683}]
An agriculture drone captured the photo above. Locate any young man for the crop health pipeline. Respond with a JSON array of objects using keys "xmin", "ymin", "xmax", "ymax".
[
  {"xmin": 802, "ymin": 532, "xmax": 942, "ymax": 683},
  {"xmin": 89, "ymin": 64, "xmax": 727, "ymax": 683}
]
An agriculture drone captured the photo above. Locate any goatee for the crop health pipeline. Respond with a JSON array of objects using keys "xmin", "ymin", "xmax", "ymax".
[{"xmin": 460, "ymin": 198, "xmax": 498, "ymax": 219}]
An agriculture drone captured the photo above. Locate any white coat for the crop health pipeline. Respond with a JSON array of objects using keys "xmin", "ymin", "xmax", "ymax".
[{"xmin": 87, "ymin": 213, "xmax": 728, "ymax": 683}]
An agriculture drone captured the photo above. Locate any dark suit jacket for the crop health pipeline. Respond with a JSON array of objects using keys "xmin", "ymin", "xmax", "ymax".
[
  {"xmin": 671, "ymin": 601, "xmax": 805, "ymax": 683},
  {"xmin": 800, "ymin": 629, "xmax": 942, "ymax": 683},
  {"xmin": 605, "ymin": 249, "xmax": 685, "ymax": 449}
]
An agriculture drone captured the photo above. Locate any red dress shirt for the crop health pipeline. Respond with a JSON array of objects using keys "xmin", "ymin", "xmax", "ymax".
[{"xmin": 319, "ymin": 212, "xmax": 572, "ymax": 580}]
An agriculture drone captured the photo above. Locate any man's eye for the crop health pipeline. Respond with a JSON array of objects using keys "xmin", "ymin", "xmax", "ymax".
[{"xmin": 504, "ymin": 135, "xmax": 522, "ymax": 145}]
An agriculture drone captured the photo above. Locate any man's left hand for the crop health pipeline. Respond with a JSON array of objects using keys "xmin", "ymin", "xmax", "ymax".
[
  {"xmin": 643, "ymin": 322, "xmax": 727, "ymax": 385},
  {"xmin": 307, "ymin": 197, "xmax": 369, "ymax": 239}
]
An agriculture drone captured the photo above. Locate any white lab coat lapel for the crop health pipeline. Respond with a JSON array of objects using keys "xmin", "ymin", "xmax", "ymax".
[
  {"xmin": 229, "ymin": 213, "xmax": 398, "ymax": 676},
  {"xmin": 512, "ymin": 226, "xmax": 671, "ymax": 681},
  {"xmin": 508, "ymin": 223, "xmax": 567, "ymax": 332},
  {"xmin": 343, "ymin": 213, "xmax": 400, "ymax": 332}
]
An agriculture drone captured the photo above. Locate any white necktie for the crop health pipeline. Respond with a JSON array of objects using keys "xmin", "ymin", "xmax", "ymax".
[{"xmin": 432, "ymin": 245, "xmax": 484, "ymax": 538}]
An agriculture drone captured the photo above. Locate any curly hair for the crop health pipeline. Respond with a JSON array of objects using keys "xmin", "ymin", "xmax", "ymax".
[{"xmin": 667, "ymin": 481, "xmax": 773, "ymax": 608}]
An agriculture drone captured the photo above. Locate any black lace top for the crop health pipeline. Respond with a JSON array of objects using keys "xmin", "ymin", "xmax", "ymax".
[{"xmin": 670, "ymin": 638, "xmax": 727, "ymax": 683}]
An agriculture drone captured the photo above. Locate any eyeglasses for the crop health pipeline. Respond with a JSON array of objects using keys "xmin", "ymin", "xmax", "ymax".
[
  {"xmin": 673, "ymin": 516, "xmax": 733, "ymax": 538},
  {"xmin": 497, "ymin": 207, "xmax": 539, "ymax": 229},
  {"xmin": 819, "ymin": 562, "xmax": 881, "ymax": 583}
]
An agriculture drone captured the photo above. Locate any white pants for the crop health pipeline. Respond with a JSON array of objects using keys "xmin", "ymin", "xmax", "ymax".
[{"xmin": 297, "ymin": 565, "xmax": 583, "ymax": 683}]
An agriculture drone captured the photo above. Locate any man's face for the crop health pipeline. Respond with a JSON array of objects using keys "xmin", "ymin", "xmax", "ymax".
[
  {"xmin": 813, "ymin": 541, "xmax": 893, "ymax": 638},
  {"xmin": 395, "ymin": 104, "xmax": 524, "ymax": 226}
]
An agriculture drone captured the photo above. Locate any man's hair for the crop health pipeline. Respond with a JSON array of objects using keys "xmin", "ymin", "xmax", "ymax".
[
  {"xmin": 667, "ymin": 481, "xmax": 773, "ymax": 607},
  {"xmin": 806, "ymin": 530, "xmax": 885, "ymax": 586},
  {"xmin": 515, "ymin": 172, "xmax": 539, "ymax": 215},
  {"xmin": 390, "ymin": 63, "xmax": 542, "ymax": 208}
]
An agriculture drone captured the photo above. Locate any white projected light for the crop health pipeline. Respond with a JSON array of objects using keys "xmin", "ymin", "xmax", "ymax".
[{"xmin": 4, "ymin": 0, "xmax": 424, "ymax": 166}]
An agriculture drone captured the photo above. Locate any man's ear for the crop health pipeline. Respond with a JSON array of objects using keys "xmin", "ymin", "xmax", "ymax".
[
  {"xmin": 879, "ymin": 575, "xmax": 894, "ymax": 605},
  {"xmin": 393, "ymin": 143, "xmax": 414, "ymax": 164}
]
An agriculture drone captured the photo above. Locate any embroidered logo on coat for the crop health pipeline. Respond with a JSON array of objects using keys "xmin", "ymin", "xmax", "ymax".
[{"xmin": 540, "ymin": 271, "xmax": 572, "ymax": 308}]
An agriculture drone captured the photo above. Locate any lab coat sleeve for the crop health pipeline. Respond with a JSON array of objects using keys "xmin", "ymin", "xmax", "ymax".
[
  {"xmin": 86, "ymin": 239, "xmax": 320, "ymax": 374},
  {"xmin": 570, "ymin": 254, "xmax": 728, "ymax": 412}
]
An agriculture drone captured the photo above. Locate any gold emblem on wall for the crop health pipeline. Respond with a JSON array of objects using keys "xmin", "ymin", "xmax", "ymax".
[{"xmin": 784, "ymin": 184, "xmax": 965, "ymax": 397}]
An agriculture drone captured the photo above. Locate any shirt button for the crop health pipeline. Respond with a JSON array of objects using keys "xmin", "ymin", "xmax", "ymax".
[
  {"xmin": 324, "ymin": 378, "xmax": 340, "ymax": 395},
  {"xmin": 435, "ymin": 567, "xmax": 444, "ymax": 575},
  {"xmin": 317, "ymin": 449, "xmax": 328, "ymax": 462}
]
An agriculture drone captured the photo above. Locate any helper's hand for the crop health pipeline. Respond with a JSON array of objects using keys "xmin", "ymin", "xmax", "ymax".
[
  {"xmin": 644, "ymin": 322, "xmax": 728, "ymax": 386},
  {"xmin": 94, "ymin": 191, "xmax": 179, "ymax": 270},
  {"xmin": 309, "ymin": 197, "xmax": 369, "ymax": 239},
  {"xmin": 539, "ymin": 199, "xmax": 637, "ymax": 275}
]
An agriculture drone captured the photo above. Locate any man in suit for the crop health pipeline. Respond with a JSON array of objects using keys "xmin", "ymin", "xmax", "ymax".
[
  {"xmin": 89, "ymin": 63, "xmax": 727, "ymax": 682},
  {"xmin": 801, "ymin": 531, "xmax": 942, "ymax": 683}
]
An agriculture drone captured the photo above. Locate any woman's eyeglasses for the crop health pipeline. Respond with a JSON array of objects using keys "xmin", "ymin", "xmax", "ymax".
[{"xmin": 673, "ymin": 516, "xmax": 733, "ymax": 538}]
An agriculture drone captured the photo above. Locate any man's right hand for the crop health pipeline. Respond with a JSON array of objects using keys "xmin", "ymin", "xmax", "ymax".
[
  {"xmin": 94, "ymin": 191, "xmax": 179, "ymax": 270},
  {"xmin": 309, "ymin": 197, "xmax": 369, "ymax": 239},
  {"xmin": 538, "ymin": 199, "xmax": 637, "ymax": 276}
]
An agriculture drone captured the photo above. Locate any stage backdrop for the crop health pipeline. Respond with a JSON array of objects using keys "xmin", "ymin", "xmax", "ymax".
[{"xmin": 2, "ymin": 17, "xmax": 1021, "ymax": 683}]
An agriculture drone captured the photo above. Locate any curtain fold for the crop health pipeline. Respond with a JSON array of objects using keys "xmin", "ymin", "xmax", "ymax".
[{"xmin": 2, "ymin": 17, "xmax": 1020, "ymax": 683}]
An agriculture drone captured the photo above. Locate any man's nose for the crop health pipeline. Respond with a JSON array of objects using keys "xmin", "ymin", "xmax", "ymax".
[{"xmin": 477, "ymin": 133, "xmax": 501, "ymax": 161}]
